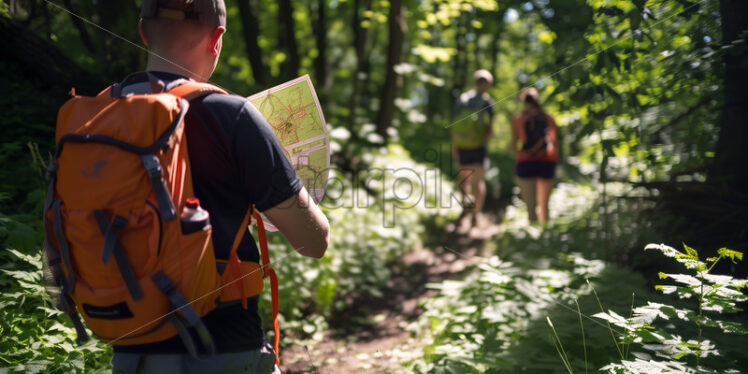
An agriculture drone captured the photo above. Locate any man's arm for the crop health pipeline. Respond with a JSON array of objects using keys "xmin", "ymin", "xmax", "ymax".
[
  {"xmin": 229, "ymin": 98, "xmax": 330, "ymax": 259},
  {"xmin": 263, "ymin": 187, "xmax": 330, "ymax": 258}
]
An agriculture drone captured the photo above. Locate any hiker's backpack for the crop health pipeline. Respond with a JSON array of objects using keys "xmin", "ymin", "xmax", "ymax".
[
  {"xmin": 43, "ymin": 74, "xmax": 281, "ymax": 361},
  {"xmin": 522, "ymin": 113, "xmax": 549, "ymax": 154},
  {"xmin": 451, "ymin": 91, "xmax": 492, "ymax": 150}
]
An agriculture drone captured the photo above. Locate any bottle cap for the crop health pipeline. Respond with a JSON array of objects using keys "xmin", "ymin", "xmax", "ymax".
[{"xmin": 186, "ymin": 198, "xmax": 200, "ymax": 208}]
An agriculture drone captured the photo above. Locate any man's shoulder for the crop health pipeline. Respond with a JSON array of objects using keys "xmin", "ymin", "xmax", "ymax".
[
  {"xmin": 198, "ymin": 91, "xmax": 251, "ymax": 112},
  {"xmin": 194, "ymin": 92, "xmax": 267, "ymax": 126},
  {"xmin": 460, "ymin": 89, "xmax": 476, "ymax": 100},
  {"xmin": 190, "ymin": 92, "xmax": 277, "ymax": 147}
]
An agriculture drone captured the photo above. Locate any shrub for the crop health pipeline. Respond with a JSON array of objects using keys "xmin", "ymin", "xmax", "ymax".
[
  {"xmin": 597, "ymin": 244, "xmax": 748, "ymax": 374},
  {"xmin": 0, "ymin": 248, "xmax": 110, "ymax": 373},
  {"xmin": 260, "ymin": 143, "xmax": 461, "ymax": 340}
]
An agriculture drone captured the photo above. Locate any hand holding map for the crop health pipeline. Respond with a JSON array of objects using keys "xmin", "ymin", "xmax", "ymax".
[{"xmin": 248, "ymin": 75, "xmax": 330, "ymax": 231}]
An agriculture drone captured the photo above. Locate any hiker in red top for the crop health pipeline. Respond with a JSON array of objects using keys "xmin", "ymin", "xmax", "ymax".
[{"xmin": 510, "ymin": 87, "xmax": 559, "ymax": 224}]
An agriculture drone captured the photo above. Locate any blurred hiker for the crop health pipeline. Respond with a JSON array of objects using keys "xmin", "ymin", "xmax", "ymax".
[
  {"xmin": 42, "ymin": 1, "xmax": 329, "ymax": 373},
  {"xmin": 451, "ymin": 69, "xmax": 495, "ymax": 229},
  {"xmin": 510, "ymin": 87, "xmax": 559, "ymax": 224}
]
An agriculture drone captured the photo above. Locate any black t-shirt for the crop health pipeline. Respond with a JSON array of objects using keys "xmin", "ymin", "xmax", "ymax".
[{"xmin": 113, "ymin": 72, "xmax": 302, "ymax": 354}]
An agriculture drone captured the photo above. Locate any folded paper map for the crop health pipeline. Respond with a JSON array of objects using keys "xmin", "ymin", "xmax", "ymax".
[{"xmin": 248, "ymin": 75, "xmax": 330, "ymax": 231}]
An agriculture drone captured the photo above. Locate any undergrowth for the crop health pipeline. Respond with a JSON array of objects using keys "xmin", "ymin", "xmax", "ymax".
[{"xmin": 406, "ymin": 183, "xmax": 748, "ymax": 373}]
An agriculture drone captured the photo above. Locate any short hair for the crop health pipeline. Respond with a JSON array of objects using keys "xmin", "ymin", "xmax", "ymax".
[{"xmin": 142, "ymin": 18, "xmax": 215, "ymax": 51}]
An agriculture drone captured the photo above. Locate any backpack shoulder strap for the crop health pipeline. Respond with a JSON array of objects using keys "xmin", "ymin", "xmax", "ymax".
[{"xmin": 168, "ymin": 81, "xmax": 229, "ymax": 101}]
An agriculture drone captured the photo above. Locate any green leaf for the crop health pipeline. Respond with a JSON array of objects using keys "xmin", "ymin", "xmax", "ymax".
[
  {"xmin": 717, "ymin": 248, "xmax": 743, "ymax": 263},
  {"xmin": 682, "ymin": 243, "xmax": 699, "ymax": 259}
]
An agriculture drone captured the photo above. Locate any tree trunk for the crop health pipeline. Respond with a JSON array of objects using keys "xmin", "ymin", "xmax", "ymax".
[
  {"xmin": 95, "ymin": 0, "xmax": 141, "ymax": 80},
  {"xmin": 41, "ymin": 0, "xmax": 51, "ymax": 40},
  {"xmin": 237, "ymin": 0, "xmax": 269, "ymax": 85},
  {"xmin": 375, "ymin": 0, "xmax": 406, "ymax": 141},
  {"xmin": 490, "ymin": 9, "xmax": 507, "ymax": 74},
  {"xmin": 473, "ymin": 14, "xmax": 482, "ymax": 69},
  {"xmin": 62, "ymin": 0, "xmax": 96, "ymax": 53},
  {"xmin": 711, "ymin": 0, "xmax": 748, "ymax": 193},
  {"xmin": 347, "ymin": 0, "xmax": 373, "ymax": 138},
  {"xmin": 451, "ymin": 13, "xmax": 467, "ymax": 99},
  {"xmin": 312, "ymin": 0, "xmax": 328, "ymax": 104},
  {"xmin": 17, "ymin": 0, "xmax": 38, "ymax": 26},
  {"xmin": 277, "ymin": 0, "xmax": 300, "ymax": 81}
]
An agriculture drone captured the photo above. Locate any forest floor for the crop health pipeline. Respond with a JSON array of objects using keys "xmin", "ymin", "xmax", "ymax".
[{"xmin": 281, "ymin": 211, "xmax": 505, "ymax": 374}]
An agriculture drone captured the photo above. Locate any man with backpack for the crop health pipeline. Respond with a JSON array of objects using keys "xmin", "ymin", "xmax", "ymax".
[
  {"xmin": 43, "ymin": 1, "xmax": 330, "ymax": 373},
  {"xmin": 450, "ymin": 69, "xmax": 495, "ymax": 229}
]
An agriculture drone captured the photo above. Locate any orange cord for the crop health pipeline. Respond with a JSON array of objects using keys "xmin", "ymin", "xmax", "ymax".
[
  {"xmin": 253, "ymin": 211, "xmax": 280, "ymax": 365},
  {"xmin": 227, "ymin": 208, "xmax": 253, "ymax": 310},
  {"xmin": 229, "ymin": 252, "xmax": 248, "ymax": 310}
]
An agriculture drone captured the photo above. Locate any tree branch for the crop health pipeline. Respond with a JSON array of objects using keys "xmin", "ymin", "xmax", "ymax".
[{"xmin": 651, "ymin": 96, "xmax": 714, "ymax": 137}]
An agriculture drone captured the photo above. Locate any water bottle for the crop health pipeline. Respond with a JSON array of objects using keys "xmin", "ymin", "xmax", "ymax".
[{"xmin": 180, "ymin": 198, "xmax": 210, "ymax": 234}]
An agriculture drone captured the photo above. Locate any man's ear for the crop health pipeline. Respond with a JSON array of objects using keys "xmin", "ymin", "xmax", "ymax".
[
  {"xmin": 139, "ymin": 19, "xmax": 149, "ymax": 47},
  {"xmin": 208, "ymin": 26, "xmax": 226, "ymax": 56}
]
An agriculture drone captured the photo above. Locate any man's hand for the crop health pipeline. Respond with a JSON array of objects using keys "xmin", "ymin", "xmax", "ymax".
[{"xmin": 263, "ymin": 187, "xmax": 330, "ymax": 258}]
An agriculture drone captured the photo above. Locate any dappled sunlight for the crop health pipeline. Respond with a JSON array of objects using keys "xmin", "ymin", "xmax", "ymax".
[{"xmin": 2, "ymin": 0, "xmax": 746, "ymax": 372}]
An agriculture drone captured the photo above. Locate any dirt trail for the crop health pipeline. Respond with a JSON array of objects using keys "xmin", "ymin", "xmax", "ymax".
[{"xmin": 280, "ymin": 213, "xmax": 503, "ymax": 374}]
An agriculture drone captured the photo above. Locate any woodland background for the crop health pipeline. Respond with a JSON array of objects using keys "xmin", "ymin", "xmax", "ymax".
[{"xmin": 1, "ymin": 0, "xmax": 747, "ymax": 373}]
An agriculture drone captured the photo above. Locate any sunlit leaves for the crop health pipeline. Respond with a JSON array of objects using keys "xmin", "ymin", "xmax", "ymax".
[
  {"xmin": 412, "ymin": 45, "xmax": 456, "ymax": 63},
  {"xmin": 538, "ymin": 30, "xmax": 556, "ymax": 44},
  {"xmin": 0, "ymin": 249, "xmax": 111, "ymax": 373},
  {"xmin": 717, "ymin": 247, "xmax": 743, "ymax": 263},
  {"xmin": 598, "ymin": 244, "xmax": 748, "ymax": 372},
  {"xmin": 258, "ymin": 144, "xmax": 460, "ymax": 341}
]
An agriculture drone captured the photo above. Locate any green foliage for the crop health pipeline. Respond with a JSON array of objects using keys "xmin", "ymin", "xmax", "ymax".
[
  {"xmin": 598, "ymin": 244, "xmax": 748, "ymax": 373},
  {"xmin": 0, "ymin": 248, "xmax": 110, "ymax": 373},
  {"xmin": 407, "ymin": 182, "xmax": 662, "ymax": 373},
  {"xmin": 259, "ymin": 143, "xmax": 461, "ymax": 341},
  {"xmin": 2, "ymin": 0, "xmax": 740, "ymax": 371},
  {"xmin": 405, "ymin": 182, "xmax": 748, "ymax": 373},
  {"xmin": 545, "ymin": 0, "xmax": 723, "ymax": 184}
]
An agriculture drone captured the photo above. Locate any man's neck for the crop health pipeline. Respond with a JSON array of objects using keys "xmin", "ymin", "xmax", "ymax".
[{"xmin": 145, "ymin": 58, "xmax": 205, "ymax": 82}]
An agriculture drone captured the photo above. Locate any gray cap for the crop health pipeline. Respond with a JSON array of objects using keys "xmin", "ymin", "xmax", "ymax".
[{"xmin": 141, "ymin": 0, "xmax": 226, "ymax": 27}]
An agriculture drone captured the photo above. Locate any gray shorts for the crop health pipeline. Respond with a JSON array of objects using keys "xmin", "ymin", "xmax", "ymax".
[{"xmin": 111, "ymin": 341, "xmax": 280, "ymax": 374}]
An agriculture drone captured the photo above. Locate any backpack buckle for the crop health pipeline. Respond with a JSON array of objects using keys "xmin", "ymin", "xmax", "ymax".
[
  {"xmin": 142, "ymin": 155, "xmax": 163, "ymax": 179},
  {"xmin": 46, "ymin": 160, "xmax": 58, "ymax": 181},
  {"xmin": 141, "ymin": 154, "xmax": 177, "ymax": 221}
]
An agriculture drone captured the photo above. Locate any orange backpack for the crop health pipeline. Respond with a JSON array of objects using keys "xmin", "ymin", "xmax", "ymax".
[{"xmin": 43, "ymin": 74, "xmax": 280, "ymax": 360}]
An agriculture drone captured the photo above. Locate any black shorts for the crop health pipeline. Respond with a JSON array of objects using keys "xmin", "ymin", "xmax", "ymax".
[
  {"xmin": 457, "ymin": 147, "xmax": 487, "ymax": 166},
  {"xmin": 516, "ymin": 161, "xmax": 556, "ymax": 179}
]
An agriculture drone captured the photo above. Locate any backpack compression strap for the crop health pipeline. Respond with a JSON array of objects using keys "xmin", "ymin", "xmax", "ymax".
[
  {"xmin": 227, "ymin": 207, "xmax": 253, "ymax": 310},
  {"xmin": 225, "ymin": 208, "xmax": 280, "ymax": 365},
  {"xmin": 253, "ymin": 211, "xmax": 280, "ymax": 365}
]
